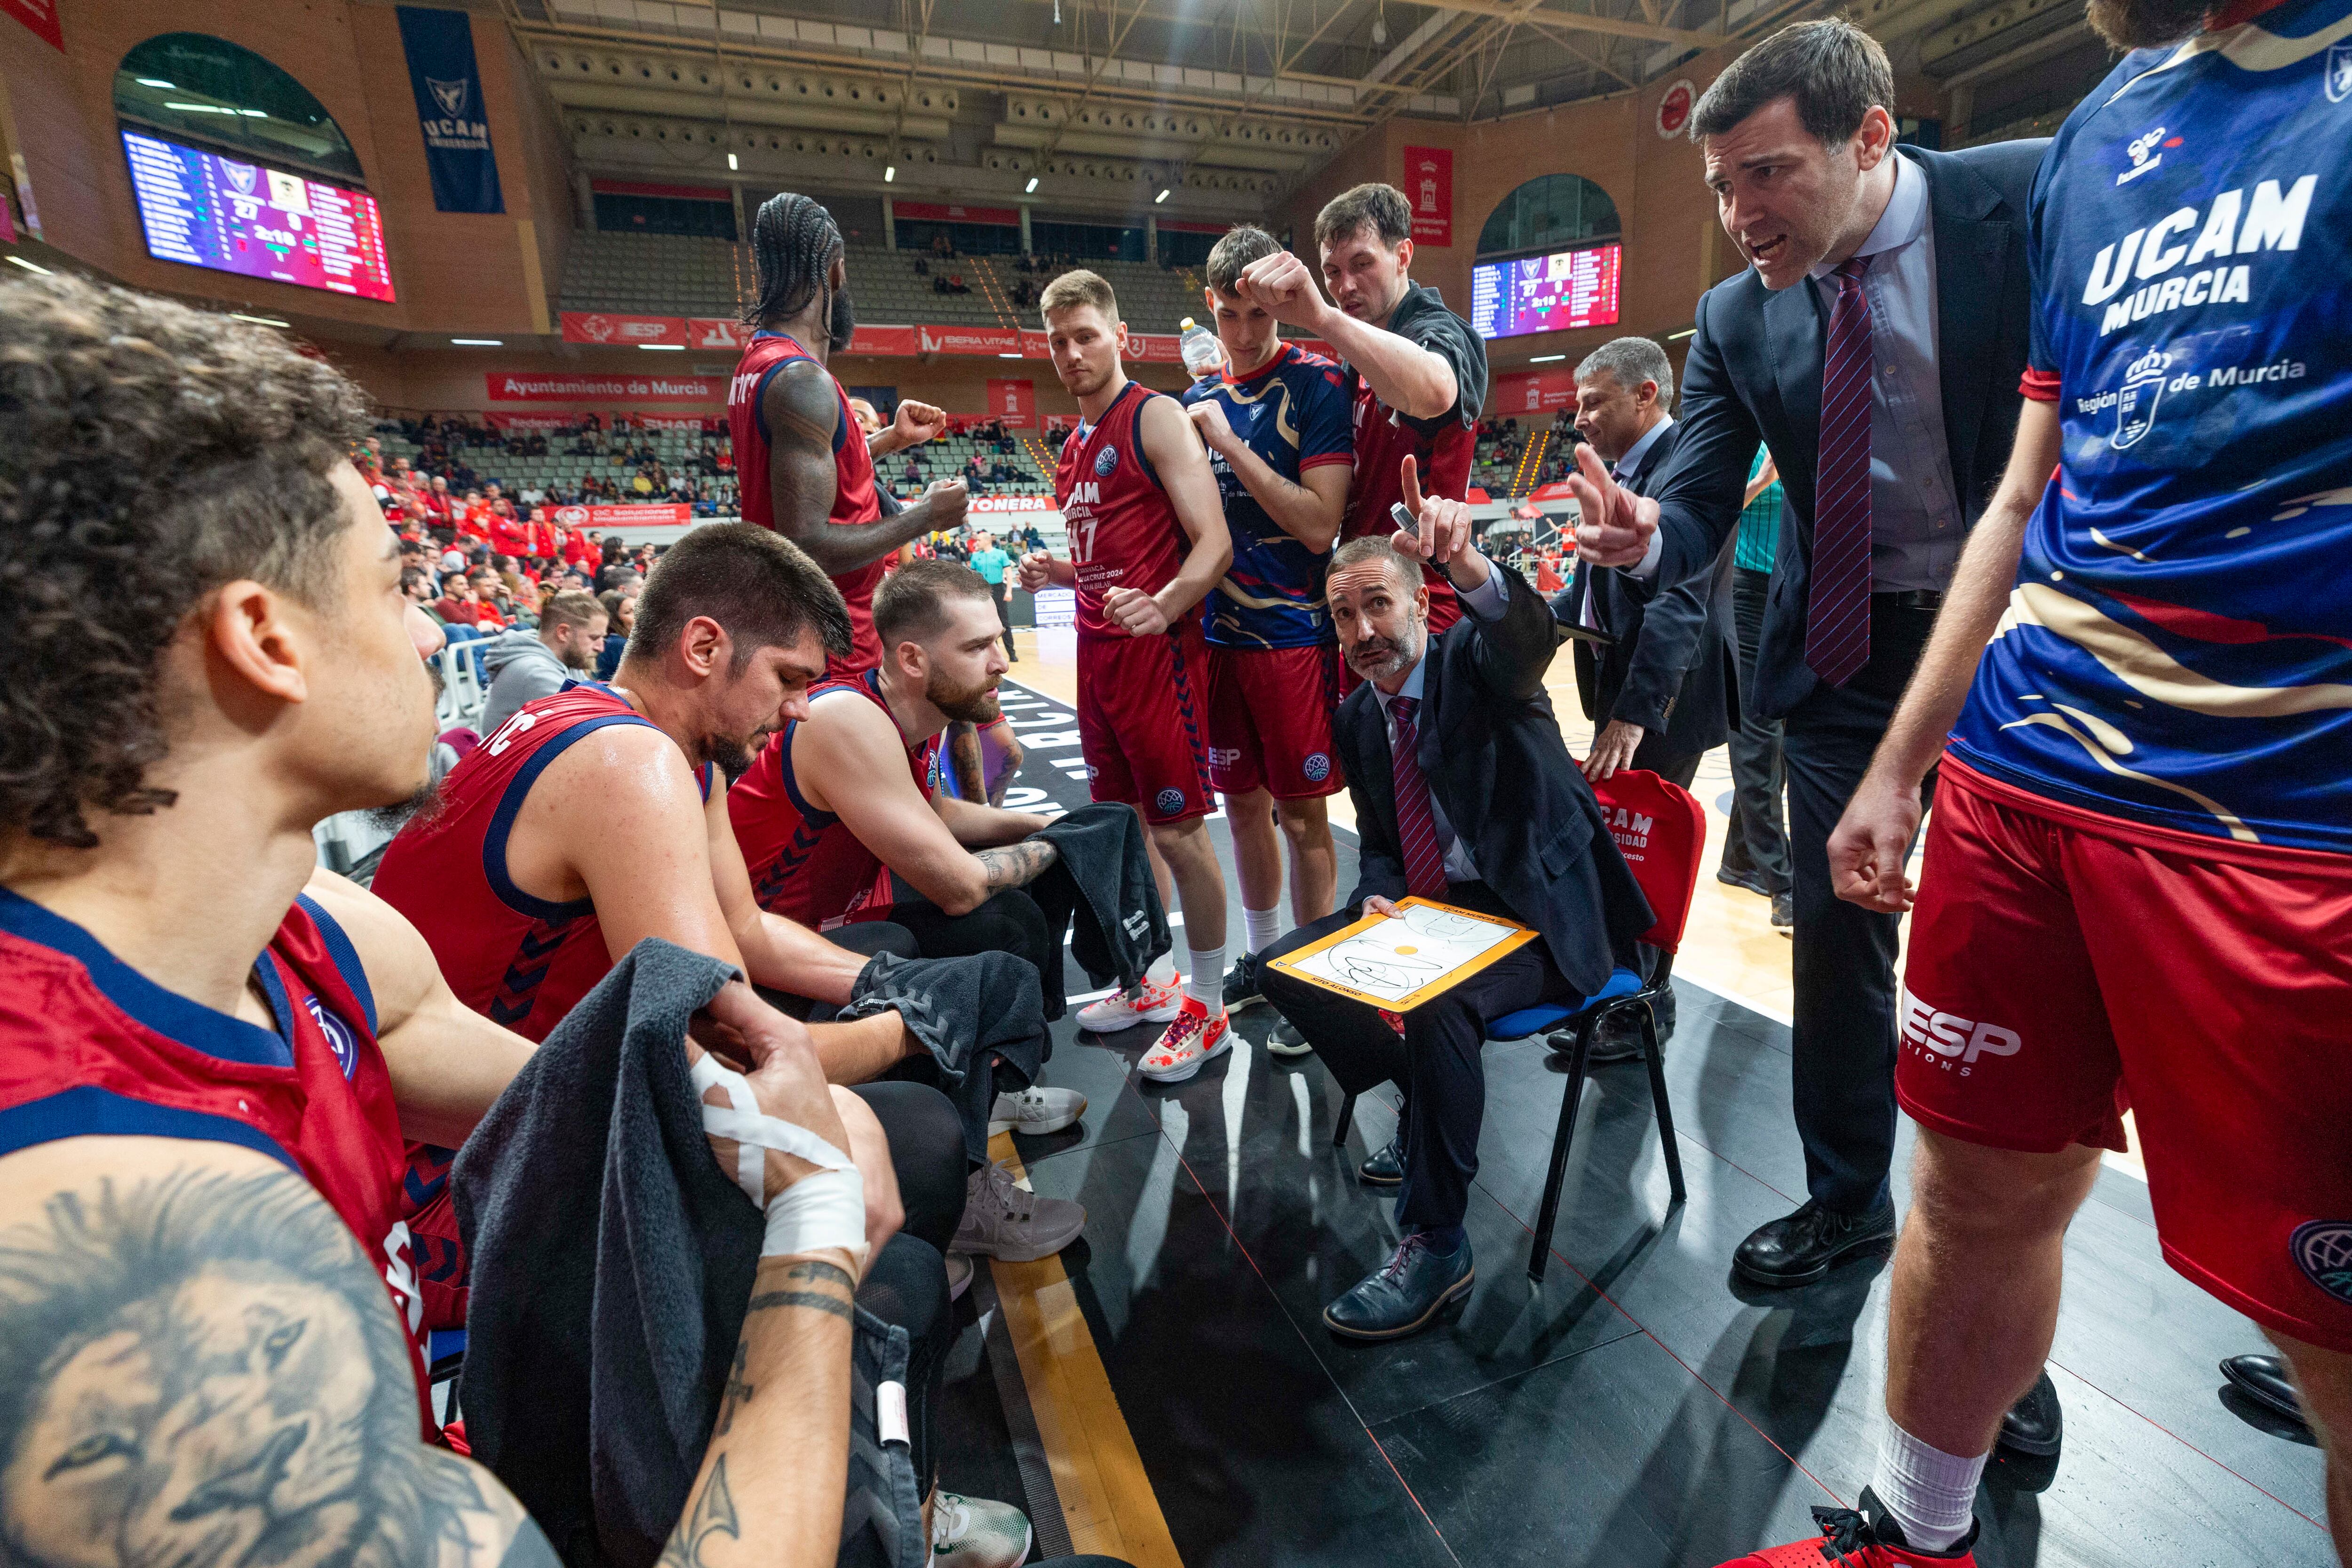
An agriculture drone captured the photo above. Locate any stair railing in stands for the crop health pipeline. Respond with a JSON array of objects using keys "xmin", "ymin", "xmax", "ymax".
[{"xmin": 1510, "ymin": 426, "xmax": 1551, "ymax": 499}]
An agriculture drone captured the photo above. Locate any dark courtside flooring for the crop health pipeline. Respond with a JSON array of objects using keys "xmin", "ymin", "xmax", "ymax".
[{"xmin": 934, "ymin": 681, "xmax": 2333, "ymax": 1568}]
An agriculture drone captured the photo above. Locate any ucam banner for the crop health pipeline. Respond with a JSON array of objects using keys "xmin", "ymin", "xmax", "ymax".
[
  {"xmin": 1403, "ymin": 146, "xmax": 1453, "ymax": 247},
  {"xmin": 395, "ymin": 8, "xmax": 502, "ymax": 214},
  {"xmin": 486, "ymin": 372, "xmax": 724, "ymax": 403}
]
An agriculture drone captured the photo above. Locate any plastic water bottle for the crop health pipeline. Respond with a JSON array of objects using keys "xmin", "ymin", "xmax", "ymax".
[{"xmin": 1179, "ymin": 317, "xmax": 1226, "ymax": 380}]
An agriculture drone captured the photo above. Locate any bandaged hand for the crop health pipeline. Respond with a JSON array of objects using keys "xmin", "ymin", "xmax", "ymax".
[{"xmin": 692, "ymin": 981, "xmax": 871, "ymax": 1276}]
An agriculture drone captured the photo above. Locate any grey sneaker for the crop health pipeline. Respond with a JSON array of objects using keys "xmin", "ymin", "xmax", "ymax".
[
  {"xmin": 989, "ymin": 1084, "xmax": 1087, "ymax": 1137},
  {"xmin": 930, "ymin": 1491, "xmax": 1032, "ymax": 1568},
  {"xmin": 953, "ymin": 1159, "xmax": 1086, "ymax": 1263},
  {"xmin": 1265, "ymin": 1017, "xmax": 1313, "ymax": 1057}
]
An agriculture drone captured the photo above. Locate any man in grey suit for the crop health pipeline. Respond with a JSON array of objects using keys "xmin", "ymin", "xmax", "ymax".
[{"xmin": 1568, "ymin": 21, "xmax": 2050, "ymax": 1320}]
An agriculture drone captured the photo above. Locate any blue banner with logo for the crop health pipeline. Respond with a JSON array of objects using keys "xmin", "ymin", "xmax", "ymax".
[{"xmin": 395, "ymin": 6, "xmax": 503, "ymax": 214}]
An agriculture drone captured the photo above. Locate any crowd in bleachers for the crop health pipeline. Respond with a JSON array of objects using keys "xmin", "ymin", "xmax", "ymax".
[{"xmin": 379, "ymin": 410, "xmax": 741, "ymax": 514}]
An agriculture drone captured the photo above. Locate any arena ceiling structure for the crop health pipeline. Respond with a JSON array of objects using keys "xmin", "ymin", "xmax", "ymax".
[{"xmin": 503, "ymin": 0, "xmax": 1822, "ymax": 225}]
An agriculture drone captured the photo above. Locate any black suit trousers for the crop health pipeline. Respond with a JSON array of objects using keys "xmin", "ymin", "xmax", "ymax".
[
  {"xmin": 1782, "ymin": 600, "xmax": 1939, "ymax": 1214},
  {"xmin": 1260, "ymin": 881, "xmax": 1579, "ymax": 1232}
]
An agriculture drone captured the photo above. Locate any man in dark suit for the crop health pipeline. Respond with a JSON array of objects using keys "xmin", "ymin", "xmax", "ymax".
[
  {"xmin": 1567, "ymin": 22, "xmax": 2050, "ymax": 1299},
  {"xmin": 1558, "ymin": 336, "xmax": 1738, "ymax": 796},
  {"xmin": 1258, "ymin": 462, "xmax": 1651, "ymax": 1342}
]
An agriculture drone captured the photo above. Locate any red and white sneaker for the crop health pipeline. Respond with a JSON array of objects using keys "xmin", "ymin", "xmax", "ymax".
[
  {"xmin": 1717, "ymin": 1493, "xmax": 1978, "ymax": 1567},
  {"xmin": 1136, "ymin": 999, "xmax": 1231, "ymax": 1082},
  {"xmin": 1077, "ymin": 974, "xmax": 1184, "ymax": 1033}
]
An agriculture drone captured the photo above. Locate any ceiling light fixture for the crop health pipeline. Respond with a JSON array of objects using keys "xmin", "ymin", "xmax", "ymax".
[
  {"xmin": 1666, "ymin": 327, "xmax": 1695, "ymax": 340},
  {"xmin": 7, "ymin": 255, "xmax": 53, "ymax": 275},
  {"xmin": 1529, "ymin": 353, "xmax": 1566, "ymax": 363},
  {"xmin": 136, "ymin": 77, "xmax": 176, "ymax": 88},
  {"xmin": 452, "ymin": 337, "xmax": 503, "ymax": 346},
  {"xmin": 240, "ymin": 109, "xmax": 268, "ymax": 117},
  {"xmin": 1025, "ymin": 176, "xmax": 1039, "ymax": 193},
  {"xmin": 885, "ymin": 164, "xmax": 896, "ymax": 182},
  {"xmin": 1154, "ymin": 187, "xmax": 1169, "ymax": 204},
  {"xmin": 1372, "ymin": 0, "xmax": 1388, "ymax": 44},
  {"xmin": 640, "ymin": 343, "xmax": 686, "ymax": 350},
  {"xmin": 999, "ymin": 351, "xmax": 1022, "ymax": 358},
  {"xmin": 229, "ymin": 311, "xmax": 290, "ymax": 327},
  {"xmin": 165, "ymin": 102, "xmax": 225, "ymax": 112},
  {"xmin": 727, "ymin": 152, "xmax": 739, "ymax": 170}
]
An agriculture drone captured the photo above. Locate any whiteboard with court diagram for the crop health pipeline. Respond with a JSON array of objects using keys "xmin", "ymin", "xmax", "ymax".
[{"xmin": 1268, "ymin": 897, "xmax": 1542, "ymax": 1011}]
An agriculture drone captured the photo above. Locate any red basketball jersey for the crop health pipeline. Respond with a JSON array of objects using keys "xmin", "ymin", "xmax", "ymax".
[
  {"xmin": 372, "ymin": 681, "xmax": 685, "ymax": 1043},
  {"xmin": 728, "ymin": 670, "xmax": 941, "ymax": 929},
  {"xmin": 1054, "ymin": 380, "xmax": 1193, "ymax": 640},
  {"xmin": 728, "ymin": 330, "xmax": 888, "ymax": 675},
  {"xmin": 0, "ymin": 887, "xmax": 431, "ymax": 1423},
  {"xmin": 1343, "ymin": 379, "xmax": 1472, "ymax": 634}
]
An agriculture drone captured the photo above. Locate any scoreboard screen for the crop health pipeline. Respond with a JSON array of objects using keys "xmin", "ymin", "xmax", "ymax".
[
  {"xmin": 1469, "ymin": 242, "xmax": 1622, "ymax": 340},
  {"xmin": 121, "ymin": 129, "xmax": 396, "ymax": 303}
]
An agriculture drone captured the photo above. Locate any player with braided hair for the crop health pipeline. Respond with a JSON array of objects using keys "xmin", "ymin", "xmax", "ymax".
[{"xmin": 731, "ymin": 192, "xmax": 962, "ymax": 676}]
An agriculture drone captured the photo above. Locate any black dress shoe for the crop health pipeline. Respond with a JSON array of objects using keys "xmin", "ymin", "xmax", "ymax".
[
  {"xmin": 1997, "ymin": 1369, "xmax": 2063, "ymax": 1458},
  {"xmin": 1583, "ymin": 1016, "xmax": 1645, "ymax": 1065},
  {"xmin": 2222, "ymin": 1353, "xmax": 2309, "ymax": 1427},
  {"xmin": 1772, "ymin": 891, "xmax": 1794, "ymax": 929},
  {"xmin": 1733, "ymin": 1200, "xmax": 1897, "ymax": 1287},
  {"xmin": 1359, "ymin": 1135, "xmax": 1404, "ymax": 1186},
  {"xmin": 1324, "ymin": 1232, "xmax": 1475, "ymax": 1340}
]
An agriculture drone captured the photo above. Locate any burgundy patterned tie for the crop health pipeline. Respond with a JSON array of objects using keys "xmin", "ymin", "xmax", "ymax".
[
  {"xmin": 1387, "ymin": 695, "xmax": 1450, "ymax": 898},
  {"xmin": 1804, "ymin": 255, "xmax": 1875, "ymax": 688}
]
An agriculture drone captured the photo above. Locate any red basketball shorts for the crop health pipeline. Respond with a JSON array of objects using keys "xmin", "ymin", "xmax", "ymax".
[
  {"xmin": 1900, "ymin": 755, "xmax": 2352, "ymax": 1352},
  {"xmin": 1075, "ymin": 622, "xmax": 1215, "ymax": 825},
  {"xmin": 1205, "ymin": 644, "xmax": 1345, "ymax": 801}
]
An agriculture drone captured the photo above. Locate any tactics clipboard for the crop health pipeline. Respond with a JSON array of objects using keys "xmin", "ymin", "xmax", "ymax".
[{"xmin": 1265, "ymin": 896, "xmax": 1540, "ymax": 1011}]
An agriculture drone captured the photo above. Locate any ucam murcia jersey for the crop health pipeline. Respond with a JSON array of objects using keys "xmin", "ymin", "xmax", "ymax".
[
  {"xmin": 1053, "ymin": 380, "xmax": 1196, "ymax": 639},
  {"xmin": 1180, "ymin": 342, "xmax": 1355, "ymax": 649},
  {"xmin": 1948, "ymin": 0, "xmax": 2352, "ymax": 854}
]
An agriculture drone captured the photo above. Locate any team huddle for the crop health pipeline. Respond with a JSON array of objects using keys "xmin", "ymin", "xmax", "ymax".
[{"xmin": 0, "ymin": 0, "xmax": 2345, "ymax": 1564}]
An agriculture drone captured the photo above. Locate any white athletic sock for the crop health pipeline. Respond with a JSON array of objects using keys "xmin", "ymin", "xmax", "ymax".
[
  {"xmin": 1242, "ymin": 906, "xmax": 1282, "ymax": 954},
  {"xmin": 1184, "ymin": 945, "xmax": 1225, "ymax": 1015},
  {"xmin": 1144, "ymin": 952, "xmax": 1178, "ymax": 988},
  {"xmin": 1868, "ymin": 1415, "xmax": 1986, "ymax": 1552}
]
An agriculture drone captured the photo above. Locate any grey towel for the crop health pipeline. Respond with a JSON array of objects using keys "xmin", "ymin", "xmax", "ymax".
[
  {"xmin": 455, "ymin": 938, "xmax": 922, "ymax": 1568},
  {"xmin": 839, "ymin": 949, "xmax": 1047, "ymax": 1165},
  {"xmin": 1027, "ymin": 802, "xmax": 1172, "ymax": 1015}
]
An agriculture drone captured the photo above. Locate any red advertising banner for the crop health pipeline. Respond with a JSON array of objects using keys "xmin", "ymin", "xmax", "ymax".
[
  {"xmin": 1020, "ymin": 328, "xmax": 1050, "ymax": 359},
  {"xmin": 1403, "ymin": 146, "xmax": 1454, "ymax": 247},
  {"xmin": 549, "ymin": 502, "xmax": 694, "ymax": 527},
  {"xmin": 687, "ymin": 317, "xmax": 746, "ymax": 350},
  {"xmin": 1493, "ymin": 368, "xmax": 1576, "ymax": 413},
  {"xmin": 482, "ymin": 413, "xmax": 576, "ymax": 432},
  {"xmin": 969, "ymin": 495, "xmax": 1056, "ymax": 513},
  {"xmin": 486, "ymin": 372, "xmax": 725, "ymax": 403},
  {"xmin": 561, "ymin": 311, "xmax": 688, "ymax": 347},
  {"xmin": 1527, "ymin": 480, "xmax": 1579, "ymax": 502},
  {"xmin": 893, "ymin": 201, "xmax": 1019, "ymax": 225},
  {"xmin": 844, "ymin": 324, "xmax": 921, "ymax": 357},
  {"xmin": 919, "ymin": 324, "xmax": 1022, "ymax": 356},
  {"xmin": 590, "ymin": 178, "xmax": 730, "ymax": 201},
  {"xmin": 986, "ymin": 377, "xmax": 1038, "ymax": 430},
  {"xmin": 1, "ymin": 0, "xmax": 62, "ymax": 49},
  {"xmin": 1125, "ymin": 332, "xmax": 1186, "ymax": 364},
  {"xmin": 632, "ymin": 413, "xmax": 713, "ymax": 431}
]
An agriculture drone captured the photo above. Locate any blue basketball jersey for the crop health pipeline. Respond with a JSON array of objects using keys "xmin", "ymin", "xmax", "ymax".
[
  {"xmin": 1181, "ymin": 342, "xmax": 1354, "ymax": 649},
  {"xmin": 1948, "ymin": 0, "xmax": 2352, "ymax": 853}
]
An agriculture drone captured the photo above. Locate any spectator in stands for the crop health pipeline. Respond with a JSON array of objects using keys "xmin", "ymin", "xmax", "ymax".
[
  {"xmin": 596, "ymin": 587, "xmax": 634, "ymax": 681},
  {"xmin": 403, "ymin": 566, "xmax": 442, "ymax": 621},
  {"xmin": 933, "ymin": 274, "xmax": 951, "ymax": 295},
  {"xmin": 435, "ymin": 574, "xmax": 483, "ymax": 626},
  {"xmin": 914, "ymin": 255, "xmax": 929, "ymax": 277},
  {"xmin": 480, "ymin": 588, "xmax": 609, "ymax": 734}
]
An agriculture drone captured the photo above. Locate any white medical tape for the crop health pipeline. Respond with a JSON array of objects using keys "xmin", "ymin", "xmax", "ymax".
[{"xmin": 690, "ymin": 1053, "xmax": 869, "ymax": 1271}]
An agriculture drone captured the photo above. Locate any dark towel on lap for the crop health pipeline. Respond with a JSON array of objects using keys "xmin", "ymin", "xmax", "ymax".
[
  {"xmin": 838, "ymin": 949, "xmax": 1047, "ymax": 1165},
  {"xmin": 1026, "ymin": 802, "xmax": 1173, "ymax": 1016}
]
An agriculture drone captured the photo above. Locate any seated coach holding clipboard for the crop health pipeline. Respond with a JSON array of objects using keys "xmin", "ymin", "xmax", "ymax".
[{"xmin": 1258, "ymin": 456, "xmax": 1654, "ymax": 1342}]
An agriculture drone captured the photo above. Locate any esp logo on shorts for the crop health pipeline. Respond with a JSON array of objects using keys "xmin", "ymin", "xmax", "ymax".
[
  {"xmin": 1154, "ymin": 788, "xmax": 1186, "ymax": 815},
  {"xmin": 1094, "ymin": 445, "xmax": 1120, "ymax": 478},
  {"xmin": 1899, "ymin": 988, "xmax": 2021, "ymax": 1075},
  {"xmin": 2291, "ymin": 1220, "xmax": 2352, "ymax": 1305},
  {"xmin": 1303, "ymin": 752, "xmax": 1331, "ymax": 782}
]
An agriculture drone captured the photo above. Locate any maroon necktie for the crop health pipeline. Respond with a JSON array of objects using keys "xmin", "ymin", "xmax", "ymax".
[
  {"xmin": 1387, "ymin": 695, "xmax": 1450, "ymax": 898},
  {"xmin": 1804, "ymin": 255, "xmax": 1875, "ymax": 688}
]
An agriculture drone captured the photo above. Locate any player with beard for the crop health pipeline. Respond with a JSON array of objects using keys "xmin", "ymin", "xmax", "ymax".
[
  {"xmin": 0, "ymin": 275, "xmax": 903, "ymax": 1568},
  {"xmin": 1695, "ymin": 0, "xmax": 2352, "ymax": 1561},
  {"xmin": 372, "ymin": 525, "xmax": 925, "ymax": 1074},
  {"xmin": 731, "ymin": 193, "xmax": 966, "ymax": 678},
  {"xmin": 1018, "ymin": 270, "xmax": 1236, "ymax": 1084}
]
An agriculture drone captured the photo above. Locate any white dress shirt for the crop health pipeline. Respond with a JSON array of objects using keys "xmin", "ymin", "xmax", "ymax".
[{"xmin": 1367, "ymin": 557, "xmax": 1510, "ymax": 885}]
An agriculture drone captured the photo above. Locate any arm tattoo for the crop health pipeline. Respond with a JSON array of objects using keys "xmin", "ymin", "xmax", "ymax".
[
  {"xmin": 947, "ymin": 722, "xmax": 986, "ymax": 800},
  {"xmin": 656, "ymin": 1455, "xmax": 740, "ymax": 1568},
  {"xmin": 744, "ymin": 1257, "xmax": 854, "ymax": 1320},
  {"xmin": 716, "ymin": 1342, "xmax": 755, "ymax": 1435},
  {"xmin": 0, "ymin": 1166, "xmax": 534, "ymax": 1568},
  {"xmin": 974, "ymin": 838, "xmax": 1059, "ymax": 891}
]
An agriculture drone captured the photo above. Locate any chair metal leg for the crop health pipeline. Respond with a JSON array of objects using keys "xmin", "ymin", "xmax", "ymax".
[
  {"xmin": 1528, "ymin": 1011, "xmax": 1595, "ymax": 1284},
  {"xmin": 1332, "ymin": 1090, "xmax": 1357, "ymax": 1149},
  {"xmin": 1638, "ymin": 1002, "xmax": 1688, "ymax": 1206}
]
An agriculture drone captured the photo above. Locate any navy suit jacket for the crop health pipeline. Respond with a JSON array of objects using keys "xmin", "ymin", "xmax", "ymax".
[
  {"xmin": 1642, "ymin": 140, "xmax": 2046, "ymax": 719},
  {"xmin": 1561, "ymin": 419, "xmax": 1738, "ymax": 755},
  {"xmin": 1336, "ymin": 562, "xmax": 1653, "ymax": 997}
]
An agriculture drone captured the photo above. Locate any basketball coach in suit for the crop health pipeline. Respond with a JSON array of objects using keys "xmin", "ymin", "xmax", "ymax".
[
  {"xmin": 1258, "ymin": 462, "xmax": 1650, "ymax": 1343},
  {"xmin": 1569, "ymin": 23, "xmax": 2047, "ymax": 1291}
]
